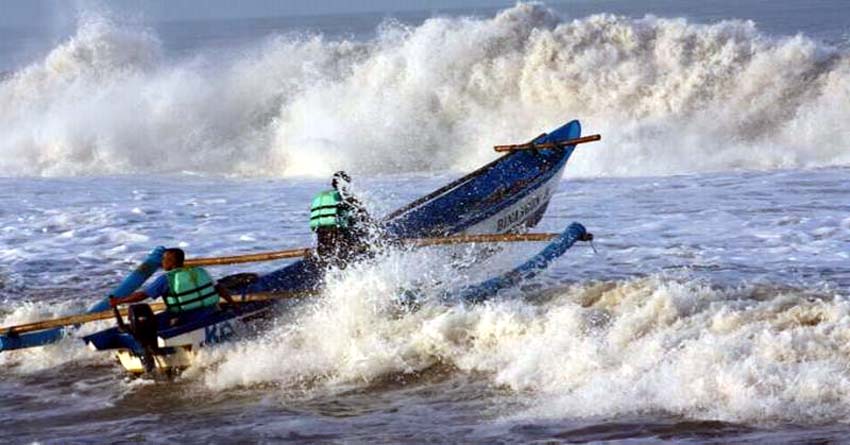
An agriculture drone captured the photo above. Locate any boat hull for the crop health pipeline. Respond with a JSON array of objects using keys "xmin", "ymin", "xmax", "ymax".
[
  {"xmin": 248, "ymin": 119, "xmax": 583, "ymax": 295},
  {"xmin": 84, "ymin": 119, "xmax": 586, "ymax": 374},
  {"xmin": 116, "ymin": 347, "xmax": 195, "ymax": 375},
  {"xmin": 384, "ymin": 120, "xmax": 581, "ymax": 238},
  {"xmin": 85, "ymin": 301, "xmax": 276, "ymax": 374}
]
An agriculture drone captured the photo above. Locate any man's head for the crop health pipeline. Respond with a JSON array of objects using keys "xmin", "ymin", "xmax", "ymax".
[
  {"xmin": 162, "ymin": 248, "xmax": 185, "ymax": 271},
  {"xmin": 331, "ymin": 170, "xmax": 351, "ymax": 191}
]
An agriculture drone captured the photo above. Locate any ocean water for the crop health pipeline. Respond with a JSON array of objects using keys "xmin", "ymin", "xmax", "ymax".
[{"xmin": 1, "ymin": 2, "xmax": 849, "ymax": 443}]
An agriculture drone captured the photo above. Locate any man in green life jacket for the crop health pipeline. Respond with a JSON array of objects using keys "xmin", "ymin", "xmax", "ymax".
[
  {"xmin": 109, "ymin": 248, "xmax": 238, "ymax": 324},
  {"xmin": 310, "ymin": 171, "xmax": 374, "ymax": 267}
]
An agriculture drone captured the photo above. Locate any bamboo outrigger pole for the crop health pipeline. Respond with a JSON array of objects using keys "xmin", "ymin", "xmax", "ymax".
[
  {"xmin": 494, "ymin": 134, "xmax": 601, "ymax": 152},
  {"xmin": 0, "ymin": 291, "xmax": 316, "ymax": 336},
  {"xmin": 0, "ymin": 233, "xmax": 568, "ymax": 336},
  {"xmin": 184, "ymin": 232, "xmax": 561, "ymax": 267},
  {"xmin": 184, "ymin": 248, "xmax": 312, "ymax": 266}
]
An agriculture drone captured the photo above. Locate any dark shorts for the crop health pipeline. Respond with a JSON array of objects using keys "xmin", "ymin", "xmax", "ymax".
[{"xmin": 315, "ymin": 227, "xmax": 368, "ymax": 268}]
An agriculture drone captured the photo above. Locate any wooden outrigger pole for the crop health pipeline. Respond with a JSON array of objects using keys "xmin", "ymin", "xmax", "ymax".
[{"xmin": 494, "ymin": 134, "xmax": 601, "ymax": 152}]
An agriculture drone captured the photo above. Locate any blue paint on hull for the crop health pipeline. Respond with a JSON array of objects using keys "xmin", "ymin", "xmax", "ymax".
[
  {"xmin": 83, "ymin": 301, "xmax": 272, "ymax": 353},
  {"xmin": 386, "ymin": 120, "xmax": 581, "ymax": 238}
]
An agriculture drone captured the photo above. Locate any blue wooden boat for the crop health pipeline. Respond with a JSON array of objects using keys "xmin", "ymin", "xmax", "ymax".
[
  {"xmin": 245, "ymin": 119, "xmax": 584, "ymax": 295},
  {"xmin": 2, "ymin": 119, "xmax": 589, "ymax": 373},
  {"xmin": 86, "ymin": 223, "xmax": 590, "ymax": 374}
]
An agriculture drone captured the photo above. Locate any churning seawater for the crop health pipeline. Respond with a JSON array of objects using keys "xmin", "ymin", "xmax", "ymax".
[
  {"xmin": 1, "ymin": 1, "xmax": 850, "ymax": 443},
  {"xmin": 1, "ymin": 169, "xmax": 848, "ymax": 443}
]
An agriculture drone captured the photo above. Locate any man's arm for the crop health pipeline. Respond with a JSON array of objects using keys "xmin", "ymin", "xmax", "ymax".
[
  {"xmin": 342, "ymin": 195, "xmax": 372, "ymax": 225},
  {"xmin": 216, "ymin": 284, "xmax": 240, "ymax": 312},
  {"xmin": 109, "ymin": 275, "xmax": 167, "ymax": 308}
]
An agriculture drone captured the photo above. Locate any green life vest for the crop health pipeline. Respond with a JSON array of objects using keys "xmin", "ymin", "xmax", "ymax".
[
  {"xmin": 310, "ymin": 190, "xmax": 349, "ymax": 231},
  {"xmin": 164, "ymin": 267, "xmax": 219, "ymax": 313}
]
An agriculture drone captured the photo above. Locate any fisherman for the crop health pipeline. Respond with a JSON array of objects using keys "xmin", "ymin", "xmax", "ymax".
[
  {"xmin": 309, "ymin": 170, "xmax": 375, "ymax": 267},
  {"xmin": 109, "ymin": 248, "xmax": 238, "ymax": 324}
]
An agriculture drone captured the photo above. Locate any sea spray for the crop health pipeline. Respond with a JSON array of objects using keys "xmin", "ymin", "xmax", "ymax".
[
  {"xmin": 501, "ymin": 278, "xmax": 850, "ymax": 424},
  {"xmin": 198, "ymin": 244, "xmax": 517, "ymax": 389},
  {"xmin": 202, "ymin": 272, "xmax": 850, "ymax": 424},
  {"xmin": 0, "ymin": 299, "xmax": 114, "ymax": 373},
  {"xmin": 1, "ymin": 4, "xmax": 849, "ymax": 177}
]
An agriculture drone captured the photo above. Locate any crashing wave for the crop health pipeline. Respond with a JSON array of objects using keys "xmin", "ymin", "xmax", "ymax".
[{"xmin": 1, "ymin": 4, "xmax": 848, "ymax": 177}]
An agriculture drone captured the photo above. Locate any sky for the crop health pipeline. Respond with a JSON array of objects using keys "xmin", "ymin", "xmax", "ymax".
[{"xmin": 0, "ymin": 0, "xmax": 525, "ymax": 27}]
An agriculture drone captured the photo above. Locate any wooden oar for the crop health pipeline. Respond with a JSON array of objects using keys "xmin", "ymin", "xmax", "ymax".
[
  {"xmin": 183, "ymin": 232, "xmax": 560, "ymax": 267},
  {"xmin": 185, "ymin": 247, "xmax": 311, "ymax": 267},
  {"xmin": 0, "ymin": 291, "xmax": 316, "ymax": 336},
  {"xmin": 494, "ymin": 134, "xmax": 601, "ymax": 152}
]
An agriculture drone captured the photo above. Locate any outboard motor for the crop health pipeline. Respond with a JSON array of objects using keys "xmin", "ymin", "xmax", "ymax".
[{"xmin": 128, "ymin": 303, "xmax": 159, "ymax": 372}]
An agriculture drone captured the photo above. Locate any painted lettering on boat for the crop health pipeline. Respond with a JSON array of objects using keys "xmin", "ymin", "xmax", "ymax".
[
  {"xmin": 496, "ymin": 188, "xmax": 550, "ymax": 231},
  {"xmin": 204, "ymin": 321, "xmax": 235, "ymax": 345}
]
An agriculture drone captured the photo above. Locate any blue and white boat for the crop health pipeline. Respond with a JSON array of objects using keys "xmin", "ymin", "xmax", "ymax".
[{"xmin": 2, "ymin": 119, "xmax": 591, "ymax": 374}]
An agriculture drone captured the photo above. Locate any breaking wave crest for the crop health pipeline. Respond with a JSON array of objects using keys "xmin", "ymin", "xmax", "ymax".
[
  {"xmin": 1, "ymin": 4, "xmax": 849, "ymax": 177},
  {"xmin": 200, "ymin": 267, "xmax": 850, "ymax": 424}
]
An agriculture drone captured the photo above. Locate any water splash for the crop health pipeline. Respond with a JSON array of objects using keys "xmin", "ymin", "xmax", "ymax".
[
  {"xmin": 201, "ymin": 271, "xmax": 850, "ymax": 424},
  {"xmin": 1, "ymin": 4, "xmax": 848, "ymax": 177}
]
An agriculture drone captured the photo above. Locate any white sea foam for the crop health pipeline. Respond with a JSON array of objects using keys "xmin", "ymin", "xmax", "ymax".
[
  {"xmin": 201, "ymin": 270, "xmax": 850, "ymax": 424},
  {"xmin": 0, "ymin": 299, "xmax": 112, "ymax": 372},
  {"xmin": 198, "ymin": 245, "xmax": 518, "ymax": 388},
  {"xmin": 1, "ymin": 4, "xmax": 848, "ymax": 177}
]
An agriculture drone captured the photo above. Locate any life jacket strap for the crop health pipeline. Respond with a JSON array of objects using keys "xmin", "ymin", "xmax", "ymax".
[
  {"xmin": 169, "ymin": 282, "xmax": 214, "ymax": 297},
  {"xmin": 165, "ymin": 288, "xmax": 219, "ymax": 311}
]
